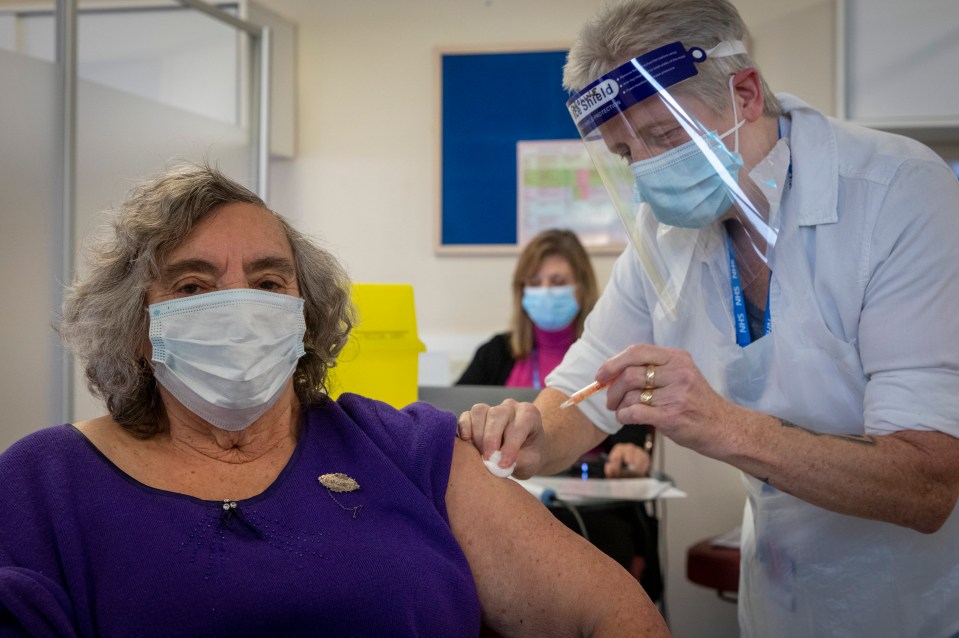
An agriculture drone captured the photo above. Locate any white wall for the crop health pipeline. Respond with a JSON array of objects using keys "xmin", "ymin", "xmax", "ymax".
[
  {"xmin": 262, "ymin": 0, "xmax": 838, "ymax": 381},
  {"xmin": 258, "ymin": 1, "xmax": 837, "ymax": 637},
  {"xmin": 265, "ymin": 0, "xmax": 620, "ymax": 382}
]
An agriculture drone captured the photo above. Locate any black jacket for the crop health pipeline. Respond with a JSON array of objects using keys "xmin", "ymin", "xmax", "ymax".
[{"xmin": 455, "ymin": 332, "xmax": 515, "ymax": 385}]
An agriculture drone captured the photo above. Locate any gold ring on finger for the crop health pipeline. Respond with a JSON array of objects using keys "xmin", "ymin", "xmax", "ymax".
[
  {"xmin": 645, "ymin": 365, "xmax": 656, "ymax": 389},
  {"xmin": 640, "ymin": 389, "xmax": 654, "ymax": 406}
]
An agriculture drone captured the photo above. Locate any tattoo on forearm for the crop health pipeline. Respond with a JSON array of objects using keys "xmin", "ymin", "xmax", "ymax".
[{"xmin": 779, "ymin": 419, "xmax": 877, "ymax": 445}]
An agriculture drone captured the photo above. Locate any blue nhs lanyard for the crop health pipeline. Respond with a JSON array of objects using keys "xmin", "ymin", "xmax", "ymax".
[
  {"xmin": 727, "ymin": 235, "xmax": 771, "ymax": 347},
  {"xmin": 727, "ymin": 119, "xmax": 788, "ymax": 347}
]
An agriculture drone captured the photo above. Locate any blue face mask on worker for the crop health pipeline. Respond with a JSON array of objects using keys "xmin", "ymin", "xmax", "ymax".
[
  {"xmin": 148, "ymin": 289, "xmax": 306, "ymax": 431},
  {"xmin": 631, "ymin": 78, "xmax": 745, "ymax": 229},
  {"xmin": 522, "ymin": 285, "xmax": 580, "ymax": 331}
]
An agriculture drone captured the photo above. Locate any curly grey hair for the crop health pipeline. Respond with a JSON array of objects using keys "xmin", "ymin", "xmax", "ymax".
[
  {"xmin": 563, "ymin": 0, "xmax": 782, "ymax": 117},
  {"xmin": 57, "ymin": 163, "xmax": 354, "ymax": 438}
]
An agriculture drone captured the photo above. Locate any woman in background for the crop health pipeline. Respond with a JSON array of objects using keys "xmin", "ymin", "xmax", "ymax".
[
  {"xmin": 457, "ymin": 229, "xmax": 598, "ymax": 389},
  {"xmin": 457, "ymin": 229, "xmax": 662, "ymax": 600}
]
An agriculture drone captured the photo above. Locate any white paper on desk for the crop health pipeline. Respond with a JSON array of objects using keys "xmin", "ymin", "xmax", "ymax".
[{"xmin": 515, "ymin": 476, "xmax": 686, "ymax": 501}]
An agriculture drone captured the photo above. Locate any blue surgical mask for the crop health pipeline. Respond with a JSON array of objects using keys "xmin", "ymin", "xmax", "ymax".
[
  {"xmin": 148, "ymin": 289, "xmax": 306, "ymax": 431},
  {"xmin": 631, "ymin": 130, "xmax": 744, "ymax": 228},
  {"xmin": 522, "ymin": 285, "xmax": 580, "ymax": 331},
  {"xmin": 631, "ymin": 76, "xmax": 746, "ymax": 228}
]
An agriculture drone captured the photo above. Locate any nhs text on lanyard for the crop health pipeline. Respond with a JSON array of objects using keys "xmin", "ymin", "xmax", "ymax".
[{"xmin": 727, "ymin": 235, "xmax": 771, "ymax": 347}]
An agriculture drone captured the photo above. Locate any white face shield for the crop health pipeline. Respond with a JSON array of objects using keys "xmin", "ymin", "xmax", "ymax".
[{"xmin": 566, "ymin": 41, "xmax": 781, "ymax": 319}]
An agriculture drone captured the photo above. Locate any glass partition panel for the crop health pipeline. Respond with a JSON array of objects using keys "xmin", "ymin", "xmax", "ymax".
[
  {"xmin": 17, "ymin": 3, "xmax": 241, "ymax": 125},
  {"xmin": 0, "ymin": 4, "xmax": 258, "ymax": 434},
  {"xmin": 0, "ymin": 48, "xmax": 60, "ymax": 451}
]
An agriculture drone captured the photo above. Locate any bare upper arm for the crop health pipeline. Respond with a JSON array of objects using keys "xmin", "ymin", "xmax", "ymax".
[{"xmin": 445, "ymin": 437, "xmax": 668, "ymax": 638}]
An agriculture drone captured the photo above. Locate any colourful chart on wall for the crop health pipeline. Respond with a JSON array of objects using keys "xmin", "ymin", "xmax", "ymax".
[{"xmin": 516, "ymin": 140, "xmax": 626, "ymax": 250}]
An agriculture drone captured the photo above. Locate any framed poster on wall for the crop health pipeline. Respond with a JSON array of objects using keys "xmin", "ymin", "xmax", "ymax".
[{"xmin": 435, "ymin": 45, "xmax": 625, "ymax": 254}]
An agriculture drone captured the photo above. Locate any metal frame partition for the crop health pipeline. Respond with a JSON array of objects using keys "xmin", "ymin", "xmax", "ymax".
[{"xmin": 53, "ymin": 0, "xmax": 273, "ymax": 423}]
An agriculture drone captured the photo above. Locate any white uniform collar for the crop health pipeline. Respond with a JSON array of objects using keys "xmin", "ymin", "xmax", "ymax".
[
  {"xmin": 776, "ymin": 93, "xmax": 839, "ymax": 226},
  {"xmin": 747, "ymin": 124, "xmax": 791, "ymax": 231}
]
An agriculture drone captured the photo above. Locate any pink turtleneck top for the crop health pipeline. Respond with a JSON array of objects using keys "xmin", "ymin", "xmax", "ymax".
[{"xmin": 505, "ymin": 324, "xmax": 576, "ymax": 390}]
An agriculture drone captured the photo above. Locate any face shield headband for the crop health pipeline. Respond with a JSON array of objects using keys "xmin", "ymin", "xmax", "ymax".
[{"xmin": 566, "ymin": 41, "xmax": 782, "ymax": 320}]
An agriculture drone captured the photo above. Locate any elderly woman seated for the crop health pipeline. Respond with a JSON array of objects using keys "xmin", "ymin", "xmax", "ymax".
[{"xmin": 0, "ymin": 165, "xmax": 669, "ymax": 638}]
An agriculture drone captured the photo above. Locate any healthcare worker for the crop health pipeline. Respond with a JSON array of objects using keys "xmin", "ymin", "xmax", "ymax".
[{"xmin": 457, "ymin": 1, "xmax": 959, "ymax": 636}]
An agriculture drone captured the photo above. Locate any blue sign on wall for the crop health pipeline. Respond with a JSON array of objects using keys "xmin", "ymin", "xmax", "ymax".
[{"xmin": 440, "ymin": 49, "xmax": 579, "ymax": 247}]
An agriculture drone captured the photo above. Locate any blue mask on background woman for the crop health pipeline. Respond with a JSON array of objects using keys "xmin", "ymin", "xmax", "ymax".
[{"xmin": 522, "ymin": 285, "xmax": 580, "ymax": 331}]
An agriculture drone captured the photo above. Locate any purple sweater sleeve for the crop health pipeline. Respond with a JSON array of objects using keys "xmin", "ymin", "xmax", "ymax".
[
  {"xmin": 0, "ymin": 428, "xmax": 80, "ymax": 637},
  {"xmin": 0, "ymin": 567, "xmax": 77, "ymax": 637}
]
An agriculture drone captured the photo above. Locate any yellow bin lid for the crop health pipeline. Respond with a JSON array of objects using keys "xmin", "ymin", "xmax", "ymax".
[
  {"xmin": 350, "ymin": 283, "xmax": 426, "ymax": 346},
  {"xmin": 328, "ymin": 283, "xmax": 425, "ymax": 408}
]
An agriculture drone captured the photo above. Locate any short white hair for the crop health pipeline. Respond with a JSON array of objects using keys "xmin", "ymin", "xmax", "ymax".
[{"xmin": 563, "ymin": 0, "xmax": 781, "ymax": 117}]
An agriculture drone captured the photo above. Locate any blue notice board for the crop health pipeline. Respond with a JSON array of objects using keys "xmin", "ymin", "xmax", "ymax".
[{"xmin": 440, "ymin": 48, "xmax": 580, "ymax": 249}]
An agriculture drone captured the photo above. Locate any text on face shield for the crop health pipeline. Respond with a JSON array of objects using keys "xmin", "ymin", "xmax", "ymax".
[{"xmin": 569, "ymin": 80, "xmax": 619, "ymax": 122}]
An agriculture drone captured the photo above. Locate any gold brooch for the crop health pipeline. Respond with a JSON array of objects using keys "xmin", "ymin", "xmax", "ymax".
[
  {"xmin": 319, "ymin": 473, "xmax": 363, "ymax": 519},
  {"xmin": 319, "ymin": 472, "xmax": 360, "ymax": 493}
]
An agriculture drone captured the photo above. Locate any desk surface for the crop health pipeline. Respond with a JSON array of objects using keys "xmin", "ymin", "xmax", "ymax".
[
  {"xmin": 417, "ymin": 385, "xmax": 539, "ymax": 414},
  {"xmin": 515, "ymin": 476, "xmax": 686, "ymax": 504}
]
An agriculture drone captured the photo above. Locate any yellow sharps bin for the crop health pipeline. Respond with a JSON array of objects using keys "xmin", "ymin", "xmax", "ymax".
[{"xmin": 327, "ymin": 283, "xmax": 425, "ymax": 408}]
